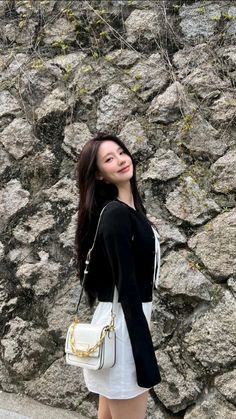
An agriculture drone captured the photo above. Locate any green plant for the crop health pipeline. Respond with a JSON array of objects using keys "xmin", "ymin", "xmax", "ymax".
[
  {"xmin": 210, "ymin": 15, "xmax": 221, "ymax": 21},
  {"xmin": 81, "ymin": 64, "xmax": 93, "ymax": 73},
  {"xmin": 52, "ymin": 39, "xmax": 69, "ymax": 53},
  {"xmin": 78, "ymin": 86, "xmax": 88, "ymax": 94},
  {"xmin": 196, "ymin": 6, "xmax": 206, "ymax": 14},
  {"xmin": 31, "ymin": 58, "xmax": 44, "ymax": 69},
  {"xmin": 223, "ymin": 12, "xmax": 233, "ymax": 21},
  {"xmin": 188, "ymin": 259, "xmax": 201, "ymax": 271},
  {"xmin": 63, "ymin": 64, "xmax": 73, "ymax": 81},
  {"xmin": 99, "ymin": 31, "xmax": 108, "ymax": 38},
  {"xmin": 63, "ymin": 7, "xmax": 76, "ymax": 22},
  {"xmin": 130, "ymin": 83, "xmax": 141, "ymax": 93},
  {"xmin": 182, "ymin": 114, "xmax": 193, "ymax": 132},
  {"xmin": 136, "ymin": 136, "xmax": 145, "ymax": 143},
  {"xmin": 172, "ymin": 4, "xmax": 181, "ymax": 14}
]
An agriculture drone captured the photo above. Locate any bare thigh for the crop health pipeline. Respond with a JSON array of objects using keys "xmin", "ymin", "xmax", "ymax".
[{"xmin": 106, "ymin": 391, "xmax": 149, "ymax": 419}]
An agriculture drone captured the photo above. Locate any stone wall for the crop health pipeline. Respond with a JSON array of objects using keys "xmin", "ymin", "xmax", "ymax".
[{"xmin": 0, "ymin": 1, "xmax": 235, "ymax": 418}]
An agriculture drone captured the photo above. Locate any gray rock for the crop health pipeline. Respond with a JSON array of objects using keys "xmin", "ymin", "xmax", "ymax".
[
  {"xmin": 105, "ymin": 49, "xmax": 141, "ymax": 68},
  {"xmin": 125, "ymin": 9, "xmax": 163, "ymax": 44},
  {"xmin": 0, "ymin": 359, "xmax": 20, "ymax": 393},
  {"xmin": 146, "ymin": 395, "xmax": 177, "ymax": 419},
  {"xmin": 121, "ymin": 53, "xmax": 169, "ymax": 101},
  {"xmin": 179, "ymin": 115, "xmax": 228, "ymax": 157},
  {"xmin": 7, "ymin": 246, "xmax": 35, "ymax": 265},
  {"xmin": 15, "ymin": 0, "xmax": 56, "ymax": 15},
  {"xmin": 154, "ymin": 349, "xmax": 201, "ymax": 412},
  {"xmin": 210, "ymin": 149, "xmax": 236, "ymax": 193},
  {"xmin": 96, "ymin": 84, "xmax": 138, "ymax": 131},
  {"xmin": 0, "ymin": 118, "xmax": 37, "ymax": 159},
  {"xmin": 0, "ymin": 241, "xmax": 4, "ymax": 260},
  {"xmin": 43, "ymin": 17, "xmax": 76, "ymax": 45},
  {"xmin": 73, "ymin": 400, "xmax": 97, "ymax": 419},
  {"xmin": 0, "ymin": 280, "xmax": 8, "ymax": 306},
  {"xmin": 70, "ymin": 59, "xmax": 116, "ymax": 98},
  {"xmin": 24, "ymin": 357, "xmax": 89, "ymax": 410},
  {"xmin": 1, "ymin": 317, "xmax": 57, "ymax": 379},
  {"xmin": 183, "ymin": 291, "xmax": 236, "ymax": 373},
  {"xmin": 43, "ymin": 177, "xmax": 78, "ymax": 210},
  {"xmin": 179, "ymin": 2, "xmax": 221, "ymax": 42},
  {"xmin": 0, "ymin": 180, "xmax": 30, "ymax": 233},
  {"xmin": 22, "ymin": 148, "xmax": 58, "ymax": 192},
  {"xmin": 141, "ymin": 148, "xmax": 186, "ymax": 181},
  {"xmin": 147, "ymin": 82, "xmax": 185, "ymax": 123},
  {"xmin": 183, "ymin": 65, "xmax": 229, "ymax": 100},
  {"xmin": 0, "ymin": 146, "xmax": 11, "ymax": 175},
  {"xmin": 2, "ymin": 20, "xmax": 37, "ymax": 47},
  {"xmin": 19, "ymin": 64, "xmax": 62, "ymax": 108},
  {"xmin": 173, "ymin": 44, "xmax": 211, "ymax": 79},
  {"xmin": 0, "ymin": 297, "xmax": 18, "ymax": 322},
  {"xmin": 59, "ymin": 212, "xmax": 77, "ymax": 250},
  {"xmin": 62, "ymin": 122, "xmax": 92, "ymax": 158},
  {"xmin": 215, "ymin": 369, "xmax": 236, "ymax": 404},
  {"xmin": 35, "ymin": 88, "xmax": 70, "ymax": 122},
  {"xmin": 209, "ymin": 93, "xmax": 236, "ymax": 126},
  {"xmin": 217, "ymin": 45, "xmax": 236, "ymax": 68},
  {"xmin": 226, "ymin": 7, "xmax": 236, "ymax": 36},
  {"xmin": 147, "ymin": 214, "xmax": 187, "ymax": 248},
  {"xmin": 228, "ymin": 277, "xmax": 236, "ymax": 294},
  {"xmin": 16, "ymin": 251, "xmax": 60, "ymax": 297},
  {"xmin": 46, "ymin": 274, "xmax": 81, "ymax": 337},
  {"xmin": 151, "ymin": 296, "xmax": 177, "ymax": 347},
  {"xmin": 0, "ymin": 91, "xmax": 20, "ymax": 118},
  {"xmin": 13, "ymin": 202, "xmax": 55, "ymax": 244},
  {"xmin": 184, "ymin": 393, "xmax": 236, "ymax": 419},
  {"xmin": 0, "ymin": 0, "xmax": 5, "ymax": 18},
  {"xmin": 122, "ymin": 0, "xmax": 156, "ymax": 10},
  {"xmin": 165, "ymin": 176, "xmax": 220, "ymax": 225},
  {"xmin": 119, "ymin": 120, "xmax": 152, "ymax": 158},
  {"xmin": 1, "ymin": 53, "xmax": 29, "ymax": 81},
  {"xmin": 160, "ymin": 250, "xmax": 212, "ymax": 303},
  {"xmin": 188, "ymin": 208, "xmax": 236, "ymax": 279},
  {"xmin": 48, "ymin": 52, "xmax": 86, "ymax": 71}
]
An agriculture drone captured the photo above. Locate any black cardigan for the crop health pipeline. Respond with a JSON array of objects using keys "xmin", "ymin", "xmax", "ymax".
[{"xmin": 87, "ymin": 199, "xmax": 161, "ymax": 388}]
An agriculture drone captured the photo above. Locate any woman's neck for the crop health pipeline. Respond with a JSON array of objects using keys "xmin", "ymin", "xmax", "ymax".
[{"xmin": 117, "ymin": 184, "xmax": 135, "ymax": 210}]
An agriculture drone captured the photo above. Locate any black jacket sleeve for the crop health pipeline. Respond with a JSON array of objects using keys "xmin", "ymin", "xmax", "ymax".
[{"xmin": 100, "ymin": 202, "xmax": 161, "ymax": 388}]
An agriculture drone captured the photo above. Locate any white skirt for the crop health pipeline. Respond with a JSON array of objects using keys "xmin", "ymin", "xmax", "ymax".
[{"xmin": 83, "ymin": 298, "xmax": 153, "ymax": 399}]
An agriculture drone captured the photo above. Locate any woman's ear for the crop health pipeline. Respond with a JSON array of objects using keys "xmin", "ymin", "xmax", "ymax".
[{"xmin": 95, "ymin": 171, "xmax": 103, "ymax": 181}]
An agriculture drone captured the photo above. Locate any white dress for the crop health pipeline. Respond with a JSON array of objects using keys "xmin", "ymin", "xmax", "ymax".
[{"xmin": 83, "ymin": 227, "xmax": 160, "ymax": 399}]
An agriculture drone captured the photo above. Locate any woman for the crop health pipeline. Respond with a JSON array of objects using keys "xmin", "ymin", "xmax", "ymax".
[{"xmin": 75, "ymin": 132, "xmax": 161, "ymax": 419}]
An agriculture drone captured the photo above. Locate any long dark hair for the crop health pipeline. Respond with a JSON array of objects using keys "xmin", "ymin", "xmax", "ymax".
[{"xmin": 75, "ymin": 132, "xmax": 147, "ymax": 308}]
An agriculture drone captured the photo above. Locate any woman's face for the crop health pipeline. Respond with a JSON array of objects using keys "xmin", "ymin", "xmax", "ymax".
[{"xmin": 96, "ymin": 140, "xmax": 133, "ymax": 186}]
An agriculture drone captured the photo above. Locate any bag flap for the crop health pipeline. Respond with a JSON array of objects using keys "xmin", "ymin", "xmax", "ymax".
[{"xmin": 65, "ymin": 323, "xmax": 106, "ymax": 357}]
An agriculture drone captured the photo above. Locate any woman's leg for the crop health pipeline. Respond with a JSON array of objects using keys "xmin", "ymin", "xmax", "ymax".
[
  {"xmin": 106, "ymin": 391, "xmax": 149, "ymax": 419},
  {"xmin": 98, "ymin": 395, "xmax": 113, "ymax": 419}
]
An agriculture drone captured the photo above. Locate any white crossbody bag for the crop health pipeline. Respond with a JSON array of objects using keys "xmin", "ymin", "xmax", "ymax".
[{"xmin": 65, "ymin": 203, "xmax": 118, "ymax": 370}]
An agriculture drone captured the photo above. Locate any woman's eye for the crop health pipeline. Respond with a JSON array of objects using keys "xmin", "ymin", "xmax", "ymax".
[{"xmin": 105, "ymin": 157, "xmax": 112, "ymax": 162}]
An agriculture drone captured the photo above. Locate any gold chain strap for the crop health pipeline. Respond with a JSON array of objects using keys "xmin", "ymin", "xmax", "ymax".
[{"xmin": 69, "ymin": 314, "xmax": 115, "ymax": 358}]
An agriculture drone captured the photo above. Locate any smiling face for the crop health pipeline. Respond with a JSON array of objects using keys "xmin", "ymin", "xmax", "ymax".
[{"xmin": 96, "ymin": 140, "xmax": 133, "ymax": 186}]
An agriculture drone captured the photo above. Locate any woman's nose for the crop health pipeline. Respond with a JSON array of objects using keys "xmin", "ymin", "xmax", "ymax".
[
  {"xmin": 118, "ymin": 156, "xmax": 125, "ymax": 165},
  {"xmin": 118, "ymin": 155, "xmax": 126, "ymax": 164}
]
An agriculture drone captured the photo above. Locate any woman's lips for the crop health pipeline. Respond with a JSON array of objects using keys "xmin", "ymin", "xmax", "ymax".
[{"xmin": 118, "ymin": 165, "xmax": 130, "ymax": 173}]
